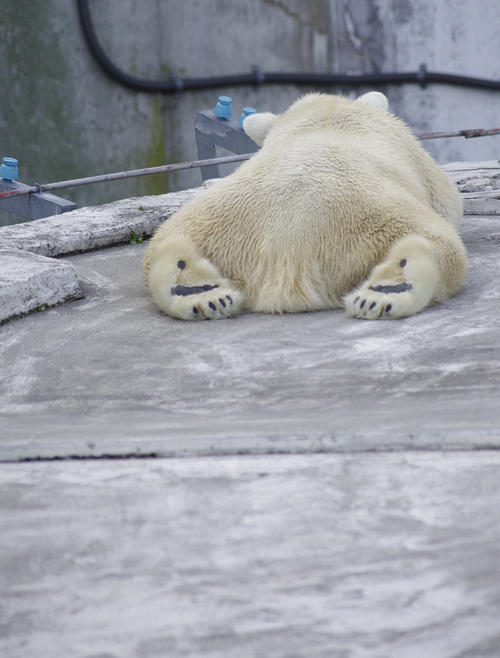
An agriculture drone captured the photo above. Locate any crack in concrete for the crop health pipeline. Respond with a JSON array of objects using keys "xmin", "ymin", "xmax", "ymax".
[
  {"xmin": 9, "ymin": 453, "xmax": 160, "ymax": 463},
  {"xmin": 264, "ymin": 0, "xmax": 303, "ymax": 25},
  {"xmin": 343, "ymin": 8, "xmax": 363, "ymax": 51}
]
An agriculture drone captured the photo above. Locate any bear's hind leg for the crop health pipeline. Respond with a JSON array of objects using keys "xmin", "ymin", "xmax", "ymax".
[
  {"xmin": 143, "ymin": 233, "xmax": 243, "ymax": 320},
  {"xmin": 344, "ymin": 233, "xmax": 466, "ymax": 320}
]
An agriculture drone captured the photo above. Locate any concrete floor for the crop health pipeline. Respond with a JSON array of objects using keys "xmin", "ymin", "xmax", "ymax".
[
  {"xmin": 1, "ymin": 452, "xmax": 500, "ymax": 658},
  {"xmin": 1, "ymin": 207, "xmax": 500, "ymax": 656}
]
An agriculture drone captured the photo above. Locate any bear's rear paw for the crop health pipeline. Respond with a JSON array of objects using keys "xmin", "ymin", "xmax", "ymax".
[
  {"xmin": 344, "ymin": 243, "xmax": 439, "ymax": 320},
  {"xmin": 145, "ymin": 235, "xmax": 244, "ymax": 321}
]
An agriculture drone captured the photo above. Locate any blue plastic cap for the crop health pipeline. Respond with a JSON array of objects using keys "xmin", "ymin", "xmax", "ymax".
[
  {"xmin": 238, "ymin": 107, "xmax": 257, "ymax": 128},
  {"xmin": 0, "ymin": 157, "xmax": 19, "ymax": 181},
  {"xmin": 213, "ymin": 96, "xmax": 233, "ymax": 120}
]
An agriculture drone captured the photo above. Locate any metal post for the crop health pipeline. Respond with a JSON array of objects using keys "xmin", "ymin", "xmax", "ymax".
[
  {"xmin": 194, "ymin": 110, "xmax": 259, "ymax": 182},
  {"xmin": 0, "ymin": 178, "xmax": 76, "ymax": 220}
]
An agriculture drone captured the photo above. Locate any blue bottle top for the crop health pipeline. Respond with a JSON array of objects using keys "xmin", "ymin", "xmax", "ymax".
[
  {"xmin": 213, "ymin": 96, "xmax": 233, "ymax": 120},
  {"xmin": 0, "ymin": 157, "xmax": 19, "ymax": 181},
  {"xmin": 238, "ymin": 107, "xmax": 257, "ymax": 128}
]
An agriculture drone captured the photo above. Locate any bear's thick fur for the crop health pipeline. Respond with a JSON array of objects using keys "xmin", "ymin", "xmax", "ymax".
[{"xmin": 143, "ymin": 91, "xmax": 466, "ymax": 320}]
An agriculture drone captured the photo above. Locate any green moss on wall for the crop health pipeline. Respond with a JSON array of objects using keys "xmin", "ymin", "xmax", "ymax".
[{"xmin": 141, "ymin": 97, "xmax": 169, "ymax": 197}]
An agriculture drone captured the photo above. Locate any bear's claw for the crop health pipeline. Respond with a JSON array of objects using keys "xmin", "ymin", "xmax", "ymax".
[
  {"xmin": 188, "ymin": 292, "xmax": 240, "ymax": 320},
  {"xmin": 343, "ymin": 236, "xmax": 445, "ymax": 320},
  {"xmin": 345, "ymin": 279, "xmax": 414, "ymax": 319}
]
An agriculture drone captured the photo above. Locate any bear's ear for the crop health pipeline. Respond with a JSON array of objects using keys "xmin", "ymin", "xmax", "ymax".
[
  {"xmin": 356, "ymin": 91, "xmax": 389, "ymax": 113},
  {"xmin": 242, "ymin": 112, "xmax": 278, "ymax": 146}
]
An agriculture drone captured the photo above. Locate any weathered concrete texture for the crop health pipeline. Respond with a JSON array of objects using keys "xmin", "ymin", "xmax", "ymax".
[
  {"xmin": 0, "ymin": 248, "xmax": 82, "ymax": 323},
  {"xmin": 443, "ymin": 160, "xmax": 500, "ymax": 215},
  {"xmin": 1, "ymin": 208, "xmax": 500, "ymax": 460},
  {"xmin": 1, "ymin": 452, "xmax": 500, "ymax": 658},
  {"xmin": 0, "ymin": 187, "xmax": 202, "ymax": 258},
  {"xmin": 375, "ymin": 0, "xmax": 500, "ymax": 166}
]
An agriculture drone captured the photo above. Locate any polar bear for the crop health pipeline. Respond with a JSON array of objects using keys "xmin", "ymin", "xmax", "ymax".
[{"xmin": 143, "ymin": 91, "xmax": 466, "ymax": 320}]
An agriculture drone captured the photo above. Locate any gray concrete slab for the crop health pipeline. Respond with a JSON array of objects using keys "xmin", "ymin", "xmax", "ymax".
[
  {"xmin": 0, "ymin": 247, "xmax": 82, "ymax": 323},
  {"xmin": 1, "ymin": 452, "xmax": 500, "ymax": 658},
  {"xmin": 1, "ymin": 210, "xmax": 500, "ymax": 459},
  {"xmin": 0, "ymin": 188, "xmax": 202, "ymax": 259},
  {"xmin": 444, "ymin": 160, "xmax": 500, "ymax": 215}
]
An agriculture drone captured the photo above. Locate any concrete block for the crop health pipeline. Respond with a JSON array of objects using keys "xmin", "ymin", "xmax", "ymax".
[
  {"xmin": 461, "ymin": 190, "xmax": 500, "ymax": 216},
  {"xmin": 443, "ymin": 160, "xmax": 500, "ymax": 215},
  {"xmin": 0, "ymin": 247, "xmax": 82, "ymax": 323},
  {"xmin": 0, "ymin": 188, "xmax": 203, "ymax": 258},
  {"xmin": 2, "ymin": 204, "xmax": 500, "ymax": 460}
]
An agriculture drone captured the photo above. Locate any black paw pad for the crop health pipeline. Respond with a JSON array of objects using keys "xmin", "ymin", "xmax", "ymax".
[
  {"xmin": 208, "ymin": 302, "xmax": 216, "ymax": 311},
  {"xmin": 360, "ymin": 300, "xmax": 366, "ymax": 309},
  {"xmin": 193, "ymin": 307, "xmax": 199, "ymax": 314},
  {"xmin": 172, "ymin": 284, "xmax": 219, "ymax": 296},
  {"xmin": 226, "ymin": 295, "xmax": 233, "ymax": 305},
  {"xmin": 219, "ymin": 298, "xmax": 226, "ymax": 307},
  {"xmin": 369, "ymin": 283, "xmax": 412, "ymax": 294},
  {"xmin": 370, "ymin": 302, "xmax": 377, "ymax": 310},
  {"xmin": 354, "ymin": 296, "xmax": 360, "ymax": 304},
  {"xmin": 400, "ymin": 259, "xmax": 407, "ymax": 268},
  {"xmin": 177, "ymin": 260, "xmax": 186, "ymax": 270},
  {"xmin": 386, "ymin": 304, "xmax": 392, "ymax": 312}
]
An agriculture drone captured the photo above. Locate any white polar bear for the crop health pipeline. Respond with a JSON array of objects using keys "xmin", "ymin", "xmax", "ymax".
[{"xmin": 143, "ymin": 91, "xmax": 466, "ymax": 320}]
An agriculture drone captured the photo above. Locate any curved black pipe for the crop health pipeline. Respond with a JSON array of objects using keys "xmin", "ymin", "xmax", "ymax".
[{"xmin": 77, "ymin": 0, "xmax": 500, "ymax": 94}]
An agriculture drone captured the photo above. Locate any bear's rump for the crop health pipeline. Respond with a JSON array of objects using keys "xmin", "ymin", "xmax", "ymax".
[{"xmin": 181, "ymin": 133, "xmax": 445, "ymax": 310}]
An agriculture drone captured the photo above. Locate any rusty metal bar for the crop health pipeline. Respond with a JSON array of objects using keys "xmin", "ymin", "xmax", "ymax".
[
  {"xmin": 1, "ymin": 126, "xmax": 500, "ymax": 202},
  {"xmin": 417, "ymin": 127, "xmax": 500, "ymax": 140},
  {"xmin": 0, "ymin": 153, "xmax": 253, "ymax": 201}
]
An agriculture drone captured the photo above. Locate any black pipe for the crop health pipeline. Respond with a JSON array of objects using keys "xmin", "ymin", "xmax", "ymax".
[{"xmin": 77, "ymin": 0, "xmax": 500, "ymax": 94}]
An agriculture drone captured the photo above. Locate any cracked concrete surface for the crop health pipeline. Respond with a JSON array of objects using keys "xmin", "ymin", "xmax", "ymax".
[{"xmin": 1, "ymin": 452, "xmax": 500, "ymax": 658}]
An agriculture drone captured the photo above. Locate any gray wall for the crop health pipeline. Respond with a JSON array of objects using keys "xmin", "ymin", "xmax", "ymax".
[{"xmin": 1, "ymin": 0, "xmax": 500, "ymax": 225}]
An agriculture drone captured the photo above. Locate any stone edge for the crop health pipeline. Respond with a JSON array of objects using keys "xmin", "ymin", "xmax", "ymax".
[{"xmin": 0, "ymin": 247, "xmax": 83, "ymax": 323}]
